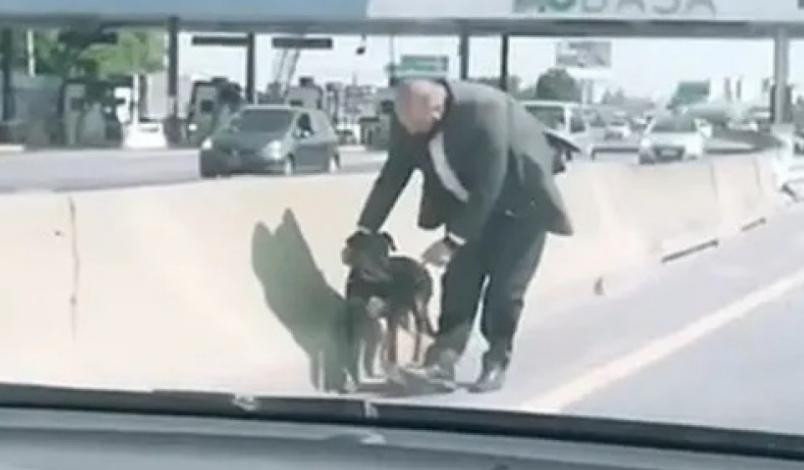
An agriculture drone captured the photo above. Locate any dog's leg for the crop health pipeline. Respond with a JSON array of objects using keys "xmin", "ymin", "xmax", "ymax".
[
  {"xmin": 362, "ymin": 318, "xmax": 383, "ymax": 378},
  {"xmin": 387, "ymin": 314, "xmax": 399, "ymax": 367},
  {"xmin": 412, "ymin": 311, "xmax": 423, "ymax": 364},
  {"xmin": 415, "ymin": 295, "xmax": 437, "ymax": 337},
  {"xmin": 345, "ymin": 297, "xmax": 368, "ymax": 387}
]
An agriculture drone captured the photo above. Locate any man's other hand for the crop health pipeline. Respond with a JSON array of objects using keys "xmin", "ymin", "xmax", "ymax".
[{"xmin": 421, "ymin": 239, "xmax": 456, "ymax": 268}]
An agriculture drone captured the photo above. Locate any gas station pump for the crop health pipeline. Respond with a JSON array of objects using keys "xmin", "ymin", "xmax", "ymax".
[
  {"xmin": 58, "ymin": 78, "xmax": 126, "ymax": 147},
  {"xmin": 185, "ymin": 77, "xmax": 244, "ymax": 147}
]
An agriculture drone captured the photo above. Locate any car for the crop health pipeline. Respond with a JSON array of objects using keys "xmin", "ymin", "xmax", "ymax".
[
  {"xmin": 521, "ymin": 100, "xmax": 596, "ymax": 160},
  {"xmin": 199, "ymin": 105, "xmax": 340, "ymax": 178},
  {"xmin": 336, "ymin": 128, "xmax": 358, "ymax": 145},
  {"xmin": 638, "ymin": 114, "xmax": 706, "ymax": 164},
  {"xmin": 603, "ymin": 119, "xmax": 633, "ymax": 141},
  {"xmin": 794, "ymin": 129, "xmax": 804, "ymax": 154}
]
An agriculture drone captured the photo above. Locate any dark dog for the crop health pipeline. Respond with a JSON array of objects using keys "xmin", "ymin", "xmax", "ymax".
[{"xmin": 341, "ymin": 231, "xmax": 435, "ymax": 386}]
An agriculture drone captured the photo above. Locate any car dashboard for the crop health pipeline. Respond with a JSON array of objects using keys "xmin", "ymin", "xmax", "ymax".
[{"xmin": 0, "ymin": 406, "xmax": 802, "ymax": 470}]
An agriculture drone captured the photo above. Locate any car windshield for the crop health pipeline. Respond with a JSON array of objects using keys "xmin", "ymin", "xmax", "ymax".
[
  {"xmin": 235, "ymin": 109, "xmax": 293, "ymax": 133},
  {"xmin": 525, "ymin": 105, "xmax": 565, "ymax": 130},
  {"xmin": 4, "ymin": 0, "xmax": 804, "ymax": 451},
  {"xmin": 650, "ymin": 116, "xmax": 697, "ymax": 133}
]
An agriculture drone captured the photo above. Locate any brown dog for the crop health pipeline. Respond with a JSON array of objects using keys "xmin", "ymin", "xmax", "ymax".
[{"xmin": 341, "ymin": 231, "xmax": 435, "ymax": 387}]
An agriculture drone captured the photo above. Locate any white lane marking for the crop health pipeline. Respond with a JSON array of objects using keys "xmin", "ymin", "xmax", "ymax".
[{"xmin": 522, "ymin": 266, "xmax": 804, "ymax": 414}]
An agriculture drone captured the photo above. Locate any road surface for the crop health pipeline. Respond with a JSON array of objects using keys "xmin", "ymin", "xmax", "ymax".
[
  {"xmin": 0, "ymin": 147, "xmax": 389, "ymax": 193},
  {"xmin": 401, "ymin": 203, "xmax": 804, "ymax": 436},
  {"xmin": 0, "ymin": 144, "xmax": 743, "ymax": 193}
]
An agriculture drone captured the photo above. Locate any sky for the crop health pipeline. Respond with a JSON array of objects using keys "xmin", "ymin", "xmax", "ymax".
[{"xmin": 177, "ymin": 33, "xmax": 804, "ymax": 102}]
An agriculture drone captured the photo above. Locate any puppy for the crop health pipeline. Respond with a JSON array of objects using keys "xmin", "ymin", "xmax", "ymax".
[{"xmin": 341, "ymin": 231, "xmax": 435, "ymax": 386}]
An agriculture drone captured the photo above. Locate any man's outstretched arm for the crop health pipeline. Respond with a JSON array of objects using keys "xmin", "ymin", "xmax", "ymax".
[{"xmin": 356, "ymin": 120, "xmax": 415, "ymax": 232}]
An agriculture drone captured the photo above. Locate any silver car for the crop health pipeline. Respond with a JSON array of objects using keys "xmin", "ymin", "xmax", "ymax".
[{"xmin": 199, "ymin": 105, "xmax": 340, "ymax": 177}]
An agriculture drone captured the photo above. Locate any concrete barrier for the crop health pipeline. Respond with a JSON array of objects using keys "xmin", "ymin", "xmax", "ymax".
[
  {"xmin": 0, "ymin": 152, "xmax": 779, "ymax": 395},
  {"xmin": 711, "ymin": 156, "xmax": 769, "ymax": 238},
  {"xmin": 629, "ymin": 160, "xmax": 721, "ymax": 259},
  {"xmin": 535, "ymin": 163, "xmax": 654, "ymax": 297},
  {"xmin": 0, "ymin": 194, "xmax": 82, "ymax": 385},
  {"xmin": 67, "ymin": 175, "xmax": 417, "ymax": 393}
]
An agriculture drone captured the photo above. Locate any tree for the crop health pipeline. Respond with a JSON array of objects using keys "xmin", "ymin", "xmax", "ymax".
[
  {"xmin": 83, "ymin": 31, "xmax": 165, "ymax": 77},
  {"xmin": 531, "ymin": 68, "xmax": 581, "ymax": 102},
  {"xmin": 5, "ymin": 29, "xmax": 166, "ymax": 80},
  {"xmin": 601, "ymin": 87, "xmax": 627, "ymax": 105}
]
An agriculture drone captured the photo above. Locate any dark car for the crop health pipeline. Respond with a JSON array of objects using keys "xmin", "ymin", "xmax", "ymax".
[{"xmin": 199, "ymin": 105, "xmax": 340, "ymax": 177}]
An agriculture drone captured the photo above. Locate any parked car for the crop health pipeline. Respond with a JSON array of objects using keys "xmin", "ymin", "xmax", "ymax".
[
  {"xmin": 199, "ymin": 105, "xmax": 340, "ymax": 177},
  {"xmin": 521, "ymin": 100, "xmax": 596, "ymax": 159},
  {"xmin": 794, "ymin": 129, "xmax": 804, "ymax": 154},
  {"xmin": 696, "ymin": 118, "xmax": 714, "ymax": 139},
  {"xmin": 336, "ymin": 128, "xmax": 358, "ymax": 145},
  {"xmin": 603, "ymin": 119, "xmax": 632, "ymax": 141},
  {"xmin": 638, "ymin": 114, "xmax": 706, "ymax": 164}
]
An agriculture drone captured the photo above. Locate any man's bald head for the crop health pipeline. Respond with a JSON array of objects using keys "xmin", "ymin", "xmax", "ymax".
[{"xmin": 394, "ymin": 80, "xmax": 448, "ymax": 135}]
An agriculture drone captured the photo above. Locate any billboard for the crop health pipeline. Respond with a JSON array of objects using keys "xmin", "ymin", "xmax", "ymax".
[{"xmin": 556, "ymin": 41, "xmax": 612, "ymax": 69}]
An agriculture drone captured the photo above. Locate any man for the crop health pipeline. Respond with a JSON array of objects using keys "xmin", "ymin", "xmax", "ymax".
[{"xmin": 351, "ymin": 79, "xmax": 573, "ymax": 393}]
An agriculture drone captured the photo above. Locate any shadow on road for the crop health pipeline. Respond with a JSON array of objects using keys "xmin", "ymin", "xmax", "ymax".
[{"xmin": 250, "ymin": 210, "xmax": 349, "ymax": 392}]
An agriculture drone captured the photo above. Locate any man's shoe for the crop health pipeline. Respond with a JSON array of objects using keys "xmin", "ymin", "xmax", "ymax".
[
  {"xmin": 468, "ymin": 364, "xmax": 507, "ymax": 394},
  {"xmin": 394, "ymin": 363, "xmax": 458, "ymax": 394}
]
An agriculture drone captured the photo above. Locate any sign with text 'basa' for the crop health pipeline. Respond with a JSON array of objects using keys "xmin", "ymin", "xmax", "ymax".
[
  {"xmin": 3, "ymin": 0, "xmax": 804, "ymax": 25},
  {"xmin": 368, "ymin": 0, "xmax": 804, "ymax": 22}
]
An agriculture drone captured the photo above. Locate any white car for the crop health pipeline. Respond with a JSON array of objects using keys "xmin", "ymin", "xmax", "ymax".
[
  {"xmin": 639, "ymin": 114, "xmax": 706, "ymax": 164},
  {"xmin": 521, "ymin": 100, "xmax": 595, "ymax": 159}
]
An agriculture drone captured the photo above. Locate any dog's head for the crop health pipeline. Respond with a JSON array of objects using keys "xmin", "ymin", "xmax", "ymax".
[{"xmin": 342, "ymin": 231, "xmax": 397, "ymax": 283}]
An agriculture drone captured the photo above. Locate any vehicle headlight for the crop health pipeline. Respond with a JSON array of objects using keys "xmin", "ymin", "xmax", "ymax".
[
  {"xmin": 639, "ymin": 138, "xmax": 652, "ymax": 150},
  {"xmin": 265, "ymin": 140, "xmax": 284, "ymax": 160},
  {"xmin": 201, "ymin": 137, "xmax": 213, "ymax": 150}
]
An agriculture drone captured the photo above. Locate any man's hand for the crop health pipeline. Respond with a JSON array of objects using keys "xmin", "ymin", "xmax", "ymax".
[{"xmin": 421, "ymin": 239, "xmax": 458, "ymax": 268}]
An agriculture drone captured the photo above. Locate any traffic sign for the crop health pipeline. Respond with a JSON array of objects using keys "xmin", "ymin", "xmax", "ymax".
[
  {"xmin": 272, "ymin": 37, "xmax": 333, "ymax": 49},
  {"xmin": 191, "ymin": 35, "xmax": 250, "ymax": 47}
]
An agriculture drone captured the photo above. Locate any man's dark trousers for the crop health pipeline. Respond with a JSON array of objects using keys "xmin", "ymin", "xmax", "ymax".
[{"xmin": 425, "ymin": 210, "xmax": 547, "ymax": 371}]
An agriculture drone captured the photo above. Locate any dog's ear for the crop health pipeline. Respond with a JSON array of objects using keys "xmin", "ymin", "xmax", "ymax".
[{"xmin": 381, "ymin": 232, "xmax": 397, "ymax": 252}]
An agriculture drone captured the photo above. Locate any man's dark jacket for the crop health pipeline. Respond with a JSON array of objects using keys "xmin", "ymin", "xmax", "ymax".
[{"xmin": 357, "ymin": 81, "xmax": 573, "ymax": 242}]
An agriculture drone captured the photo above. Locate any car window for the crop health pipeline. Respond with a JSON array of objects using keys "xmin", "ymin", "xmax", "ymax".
[
  {"xmin": 650, "ymin": 115, "xmax": 697, "ymax": 133},
  {"xmin": 237, "ymin": 109, "xmax": 294, "ymax": 133},
  {"xmin": 525, "ymin": 105, "xmax": 566, "ymax": 130},
  {"xmin": 312, "ymin": 112, "xmax": 334, "ymax": 137},
  {"xmin": 570, "ymin": 109, "xmax": 586, "ymax": 133},
  {"xmin": 296, "ymin": 113, "xmax": 315, "ymax": 136},
  {"xmin": 379, "ymin": 100, "xmax": 395, "ymax": 114},
  {"xmin": 199, "ymin": 100, "xmax": 214, "ymax": 114}
]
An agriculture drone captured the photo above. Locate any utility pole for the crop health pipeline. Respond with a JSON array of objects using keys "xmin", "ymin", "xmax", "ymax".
[{"xmin": 26, "ymin": 30, "xmax": 35, "ymax": 76}]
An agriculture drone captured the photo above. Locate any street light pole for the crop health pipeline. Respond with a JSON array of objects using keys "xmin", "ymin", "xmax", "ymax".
[
  {"xmin": 26, "ymin": 30, "xmax": 35, "ymax": 77},
  {"xmin": 1, "ymin": 28, "xmax": 13, "ymax": 123}
]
